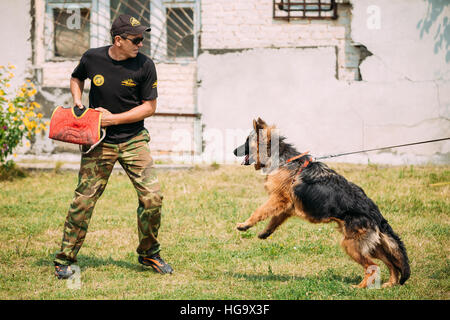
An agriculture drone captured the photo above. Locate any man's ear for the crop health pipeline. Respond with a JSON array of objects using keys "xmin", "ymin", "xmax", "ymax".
[{"xmin": 114, "ymin": 35, "xmax": 122, "ymax": 46}]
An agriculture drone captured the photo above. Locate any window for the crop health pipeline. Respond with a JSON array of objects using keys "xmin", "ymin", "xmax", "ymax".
[
  {"xmin": 53, "ymin": 7, "xmax": 91, "ymax": 58},
  {"xmin": 45, "ymin": 0, "xmax": 110, "ymax": 60},
  {"xmin": 166, "ymin": 7, "xmax": 194, "ymax": 58},
  {"xmin": 150, "ymin": 0, "xmax": 199, "ymax": 62},
  {"xmin": 273, "ymin": 0, "xmax": 338, "ymax": 21}
]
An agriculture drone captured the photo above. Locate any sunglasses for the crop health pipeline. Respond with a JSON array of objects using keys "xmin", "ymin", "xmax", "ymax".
[{"xmin": 121, "ymin": 36, "xmax": 144, "ymax": 45}]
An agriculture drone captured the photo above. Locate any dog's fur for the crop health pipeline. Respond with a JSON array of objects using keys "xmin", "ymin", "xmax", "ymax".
[{"xmin": 233, "ymin": 118, "xmax": 410, "ymax": 288}]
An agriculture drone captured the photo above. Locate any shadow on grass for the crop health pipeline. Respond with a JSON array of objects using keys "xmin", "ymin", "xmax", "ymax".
[
  {"xmin": 227, "ymin": 269, "xmax": 361, "ymax": 286},
  {"xmin": 34, "ymin": 253, "xmax": 145, "ymax": 272}
]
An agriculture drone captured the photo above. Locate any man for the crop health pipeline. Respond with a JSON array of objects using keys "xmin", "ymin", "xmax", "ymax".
[{"xmin": 54, "ymin": 14, "xmax": 173, "ymax": 278}]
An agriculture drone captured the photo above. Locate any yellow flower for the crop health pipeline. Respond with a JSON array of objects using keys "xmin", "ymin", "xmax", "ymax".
[
  {"xmin": 8, "ymin": 72, "xmax": 14, "ymax": 78},
  {"xmin": 8, "ymin": 64, "xmax": 15, "ymax": 69},
  {"xmin": 5, "ymin": 83, "xmax": 10, "ymax": 88},
  {"xmin": 13, "ymin": 153, "xmax": 17, "ymax": 158},
  {"xmin": 17, "ymin": 91, "xmax": 24, "ymax": 98},
  {"xmin": 28, "ymin": 88, "xmax": 37, "ymax": 96},
  {"xmin": 8, "ymin": 105, "xmax": 15, "ymax": 113},
  {"xmin": 26, "ymin": 141, "xmax": 30, "ymax": 147},
  {"xmin": 26, "ymin": 111, "xmax": 35, "ymax": 118},
  {"xmin": 37, "ymin": 113, "xmax": 43, "ymax": 119},
  {"xmin": 31, "ymin": 102, "xmax": 41, "ymax": 109}
]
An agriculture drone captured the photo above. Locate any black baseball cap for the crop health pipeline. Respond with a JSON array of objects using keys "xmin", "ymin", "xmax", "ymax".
[{"xmin": 110, "ymin": 14, "xmax": 151, "ymax": 37}]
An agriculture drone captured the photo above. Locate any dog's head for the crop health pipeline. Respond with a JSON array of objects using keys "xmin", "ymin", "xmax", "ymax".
[{"xmin": 233, "ymin": 118, "xmax": 278, "ymax": 171}]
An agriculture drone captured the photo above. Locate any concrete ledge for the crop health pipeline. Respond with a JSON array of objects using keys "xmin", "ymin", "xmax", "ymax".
[{"xmin": 16, "ymin": 161, "xmax": 193, "ymax": 172}]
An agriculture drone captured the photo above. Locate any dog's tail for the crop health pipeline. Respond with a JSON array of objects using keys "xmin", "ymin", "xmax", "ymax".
[{"xmin": 379, "ymin": 221, "xmax": 410, "ymax": 285}]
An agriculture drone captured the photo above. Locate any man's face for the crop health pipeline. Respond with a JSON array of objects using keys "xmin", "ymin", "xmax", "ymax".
[{"xmin": 117, "ymin": 33, "xmax": 144, "ymax": 58}]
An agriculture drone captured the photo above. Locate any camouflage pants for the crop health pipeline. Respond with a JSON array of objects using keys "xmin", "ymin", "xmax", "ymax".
[{"xmin": 54, "ymin": 129, "xmax": 163, "ymax": 265}]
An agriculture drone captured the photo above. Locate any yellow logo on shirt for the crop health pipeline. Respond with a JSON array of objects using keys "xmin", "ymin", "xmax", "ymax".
[
  {"xmin": 121, "ymin": 78, "xmax": 137, "ymax": 87},
  {"xmin": 93, "ymin": 74, "xmax": 104, "ymax": 86},
  {"xmin": 152, "ymin": 81, "xmax": 157, "ymax": 88}
]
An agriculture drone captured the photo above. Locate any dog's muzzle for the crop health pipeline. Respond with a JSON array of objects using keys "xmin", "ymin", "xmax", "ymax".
[{"xmin": 233, "ymin": 145, "xmax": 252, "ymax": 165}]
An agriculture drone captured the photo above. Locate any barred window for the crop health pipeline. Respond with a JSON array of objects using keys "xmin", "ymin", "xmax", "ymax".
[
  {"xmin": 273, "ymin": 0, "xmax": 338, "ymax": 21},
  {"xmin": 45, "ymin": 0, "xmax": 199, "ymax": 61},
  {"xmin": 166, "ymin": 7, "xmax": 194, "ymax": 58}
]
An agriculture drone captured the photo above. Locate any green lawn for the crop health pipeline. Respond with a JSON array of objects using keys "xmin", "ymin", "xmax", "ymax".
[{"xmin": 0, "ymin": 163, "xmax": 449, "ymax": 299}]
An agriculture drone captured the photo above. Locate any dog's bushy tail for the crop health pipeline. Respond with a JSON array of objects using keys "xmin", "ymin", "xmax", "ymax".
[{"xmin": 379, "ymin": 221, "xmax": 410, "ymax": 285}]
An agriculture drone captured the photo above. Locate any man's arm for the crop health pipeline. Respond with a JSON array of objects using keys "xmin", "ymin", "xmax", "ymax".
[
  {"xmin": 95, "ymin": 99, "xmax": 157, "ymax": 127},
  {"xmin": 70, "ymin": 77, "xmax": 85, "ymax": 109}
]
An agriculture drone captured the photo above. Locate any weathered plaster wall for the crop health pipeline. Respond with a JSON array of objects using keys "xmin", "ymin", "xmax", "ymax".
[
  {"xmin": 0, "ymin": 0, "xmax": 32, "ymax": 89},
  {"xmin": 197, "ymin": 0, "xmax": 450, "ymax": 164}
]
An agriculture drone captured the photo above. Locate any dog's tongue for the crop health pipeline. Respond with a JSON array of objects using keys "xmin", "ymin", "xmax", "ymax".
[{"xmin": 241, "ymin": 154, "xmax": 249, "ymax": 165}]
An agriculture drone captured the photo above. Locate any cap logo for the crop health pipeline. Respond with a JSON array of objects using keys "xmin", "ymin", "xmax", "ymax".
[{"xmin": 130, "ymin": 17, "xmax": 140, "ymax": 27}]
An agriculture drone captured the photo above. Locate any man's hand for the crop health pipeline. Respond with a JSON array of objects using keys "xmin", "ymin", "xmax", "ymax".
[
  {"xmin": 94, "ymin": 100, "xmax": 156, "ymax": 127},
  {"xmin": 95, "ymin": 107, "xmax": 116, "ymax": 127},
  {"xmin": 70, "ymin": 77, "xmax": 85, "ymax": 109},
  {"xmin": 74, "ymin": 100, "xmax": 84, "ymax": 109}
]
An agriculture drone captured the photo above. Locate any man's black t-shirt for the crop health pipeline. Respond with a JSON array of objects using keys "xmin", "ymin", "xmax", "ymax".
[{"xmin": 71, "ymin": 46, "xmax": 158, "ymax": 144}]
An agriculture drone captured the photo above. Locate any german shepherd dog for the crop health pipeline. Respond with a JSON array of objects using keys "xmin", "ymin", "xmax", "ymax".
[{"xmin": 233, "ymin": 118, "xmax": 410, "ymax": 288}]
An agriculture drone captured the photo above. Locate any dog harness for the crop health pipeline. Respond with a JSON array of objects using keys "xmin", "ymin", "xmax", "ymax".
[
  {"xmin": 287, "ymin": 151, "xmax": 313, "ymax": 183},
  {"xmin": 49, "ymin": 106, "xmax": 106, "ymax": 154}
]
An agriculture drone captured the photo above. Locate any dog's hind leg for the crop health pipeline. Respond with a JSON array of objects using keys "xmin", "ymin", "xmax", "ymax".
[
  {"xmin": 237, "ymin": 195, "xmax": 291, "ymax": 232},
  {"xmin": 258, "ymin": 210, "xmax": 292, "ymax": 239},
  {"xmin": 341, "ymin": 237, "xmax": 379, "ymax": 289}
]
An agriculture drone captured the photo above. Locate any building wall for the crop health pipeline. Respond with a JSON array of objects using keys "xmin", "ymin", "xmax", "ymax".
[
  {"xmin": 2, "ymin": 0, "xmax": 449, "ymax": 164},
  {"xmin": 0, "ymin": 0, "xmax": 33, "ymax": 89},
  {"xmin": 197, "ymin": 0, "xmax": 450, "ymax": 164}
]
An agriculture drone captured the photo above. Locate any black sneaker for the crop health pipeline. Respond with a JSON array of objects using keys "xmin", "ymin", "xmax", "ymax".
[
  {"xmin": 54, "ymin": 262, "xmax": 75, "ymax": 279},
  {"xmin": 138, "ymin": 253, "xmax": 173, "ymax": 274}
]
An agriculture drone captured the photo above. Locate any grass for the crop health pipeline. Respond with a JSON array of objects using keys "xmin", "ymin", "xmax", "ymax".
[{"xmin": 0, "ymin": 163, "xmax": 449, "ymax": 300}]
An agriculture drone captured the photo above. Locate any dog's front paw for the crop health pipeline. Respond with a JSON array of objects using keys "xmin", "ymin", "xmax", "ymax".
[{"xmin": 236, "ymin": 223, "xmax": 250, "ymax": 231}]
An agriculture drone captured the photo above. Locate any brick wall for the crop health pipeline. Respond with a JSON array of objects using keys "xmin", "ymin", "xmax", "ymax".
[{"xmin": 200, "ymin": 0, "xmax": 361, "ymax": 81}]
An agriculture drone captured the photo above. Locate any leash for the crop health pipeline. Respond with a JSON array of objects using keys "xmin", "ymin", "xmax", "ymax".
[
  {"xmin": 286, "ymin": 137, "xmax": 450, "ymax": 183},
  {"xmin": 315, "ymin": 137, "xmax": 450, "ymax": 160}
]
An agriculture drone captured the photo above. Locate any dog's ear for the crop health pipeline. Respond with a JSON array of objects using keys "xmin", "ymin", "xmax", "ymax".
[
  {"xmin": 256, "ymin": 117, "xmax": 268, "ymax": 129},
  {"xmin": 253, "ymin": 119, "xmax": 258, "ymax": 130}
]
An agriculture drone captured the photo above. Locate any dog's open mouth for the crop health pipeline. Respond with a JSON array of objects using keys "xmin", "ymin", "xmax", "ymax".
[
  {"xmin": 242, "ymin": 154, "xmax": 249, "ymax": 165},
  {"xmin": 242, "ymin": 154, "xmax": 255, "ymax": 165}
]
